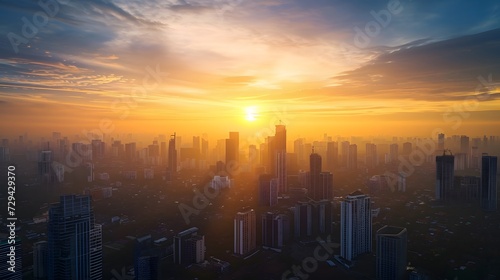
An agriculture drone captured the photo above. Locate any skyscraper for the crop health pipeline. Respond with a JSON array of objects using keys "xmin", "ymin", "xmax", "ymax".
[
  {"xmin": 326, "ymin": 141, "xmax": 338, "ymax": 172},
  {"xmin": 481, "ymin": 154, "xmax": 498, "ymax": 211},
  {"xmin": 47, "ymin": 195, "xmax": 102, "ymax": 280},
  {"xmin": 173, "ymin": 227, "xmax": 205, "ymax": 265},
  {"xmin": 258, "ymin": 174, "xmax": 278, "ymax": 207},
  {"xmin": 38, "ymin": 150, "xmax": 53, "ymax": 184},
  {"xmin": 234, "ymin": 209, "xmax": 256, "ymax": 256},
  {"xmin": 436, "ymin": 152, "xmax": 455, "ymax": 201},
  {"xmin": 348, "ymin": 144, "xmax": 358, "ymax": 170},
  {"xmin": 134, "ymin": 235, "xmax": 159, "ymax": 280},
  {"xmin": 389, "ymin": 144, "xmax": 398, "ymax": 163},
  {"xmin": 437, "ymin": 133, "xmax": 445, "ymax": 151},
  {"xmin": 341, "ymin": 141, "xmax": 350, "ymax": 168},
  {"xmin": 366, "ymin": 143, "xmax": 378, "ymax": 169},
  {"xmin": 319, "ymin": 172, "xmax": 333, "ymax": 200},
  {"xmin": 341, "ymin": 191, "xmax": 372, "ymax": 261},
  {"xmin": 275, "ymin": 125, "xmax": 287, "ymax": 193},
  {"xmin": 309, "ymin": 150, "xmax": 322, "ymax": 200},
  {"xmin": 226, "ymin": 132, "xmax": 239, "ymax": 166},
  {"xmin": 167, "ymin": 133, "xmax": 177, "ymax": 181},
  {"xmin": 33, "ymin": 241, "xmax": 48, "ymax": 280},
  {"xmin": 294, "ymin": 201, "xmax": 312, "ymax": 239},
  {"xmin": 262, "ymin": 212, "xmax": 289, "ymax": 250},
  {"xmin": 376, "ymin": 226, "xmax": 408, "ymax": 280}
]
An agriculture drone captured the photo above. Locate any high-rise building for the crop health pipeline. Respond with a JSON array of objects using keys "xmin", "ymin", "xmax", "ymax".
[
  {"xmin": 262, "ymin": 212, "xmax": 289, "ymax": 250},
  {"xmin": 33, "ymin": 241, "xmax": 48, "ymax": 280},
  {"xmin": 481, "ymin": 154, "xmax": 498, "ymax": 211},
  {"xmin": 319, "ymin": 172, "xmax": 333, "ymax": 200},
  {"xmin": 309, "ymin": 150, "xmax": 322, "ymax": 200},
  {"xmin": 47, "ymin": 195, "xmax": 102, "ymax": 280},
  {"xmin": 437, "ymin": 133, "xmax": 445, "ymax": 151},
  {"xmin": 234, "ymin": 209, "xmax": 256, "ymax": 256},
  {"xmin": 341, "ymin": 191, "xmax": 372, "ymax": 261},
  {"xmin": 402, "ymin": 142, "xmax": 412, "ymax": 156},
  {"xmin": 294, "ymin": 201, "xmax": 312, "ymax": 239},
  {"xmin": 348, "ymin": 144, "xmax": 358, "ymax": 170},
  {"xmin": 341, "ymin": 141, "xmax": 350, "ymax": 168},
  {"xmin": 376, "ymin": 226, "xmax": 407, "ymax": 280},
  {"xmin": 38, "ymin": 150, "xmax": 53, "ymax": 184},
  {"xmin": 0, "ymin": 233, "xmax": 22, "ymax": 280},
  {"xmin": 454, "ymin": 176, "xmax": 481, "ymax": 202},
  {"xmin": 125, "ymin": 142, "xmax": 136, "ymax": 163},
  {"xmin": 258, "ymin": 174, "xmax": 278, "ymax": 207},
  {"xmin": 389, "ymin": 144, "xmax": 398, "ymax": 163},
  {"xmin": 226, "ymin": 132, "xmax": 239, "ymax": 165},
  {"xmin": 326, "ymin": 141, "xmax": 338, "ymax": 172},
  {"xmin": 134, "ymin": 235, "xmax": 159, "ymax": 280},
  {"xmin": 436, "ymin": 152, "xmax": 454, "ymax": 201},
  {"xmin": 173, "ymin": 227, "xmax": 205, "ymax": 265},
  {"xmin": 366, "ymin": 143, "xmax": 378, "ymax": 169},
  {"xmin": 167, "ymin": 133, "xmax": 177, "ymax": 181}
]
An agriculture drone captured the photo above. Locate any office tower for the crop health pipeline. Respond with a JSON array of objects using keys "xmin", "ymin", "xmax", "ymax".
[
  {"xmin": 437, "ymin": 133, "xmax": 445, "ymax": 151},
  {"xmin": 125, "ymin": 142, "xmax": 136, "ymax": 163},
  {"xmin": 201, "ymin": 138, "xmax": 208, "ymax": 159},
  {"xmin": 312, "ymin": 200, "xmax": 334, "ymax": 235},
  {"xmin": 294, "ymin": 138, "xmax": 305, "ymax": 169},
  {"xmin": 167, "ymin": 133, "xmax": 177, "ymax": 180},
  {"xmin": 402, "ymin": 142, "xmax": 412, "ymax": 156},
  {"xmin": 460, "ymin": 135, "xmax": 470, "ymax": 154},
  {"xmin": 294, "ymin": 201, "xmax": 312, "ymax": 239},
  {"xmin": 234, "ymin": 209, "xmax": 256, "ymax": 256},
  {"xmin": 226, "ymin": 132, "xmax": 239, "ymax": 165},
  {"xmin": 454, "ymin": 176, "xmax": 480, "ymax": 202},
  {"xmin": 274, "ymin": 125, "xmax": 287, "ymax": 193},
  {"xmin": 309, "ymin": 150, "xmax": 322, "ymax": 200},
  {"xmin": 173, "ymin": 227, "xmax": 206, "ymax": 265},
  {"xmin": 348, "ymin": 144, "xmax": 358, "ymax": 170},
  {"xmin": 389, "ymin": 144, "xmax": 398, "ymax": 163},
  {"xmin": 341, "ymin": 191, "xmax": 372, "ymax": 261},
  {"xmin": 262, "ymin": 212, "xmax": 289, "ymax": 249},
  {"xmin": 376, "ymin": 226, "xmax": 407, "ymax": 280},
  {"xmin": 134, "ymin": 235, "xmax": 159, "ymax": 280},
  {"xmin": 435, "ymin": 152, "xmax": 454, "ymax": 201},
  {"xmin": 319, "ymin": 172, "xmax": 333, "ymax": 200},
  {"xmin": 111, "ymin": 140, "xmax": 124, "ymax": 159},
  {"xmin": 398, "ymin": 172, "xmax": 406, "ymax": 192},
  {"xmin": 470, "ymin": 146, "xmax": 480, "ymax": 169},
  {"xmin": 33, "ymin": 241, "xmax": 48, "ymax": 280},
  {"xmin": 38, "ymin": 150, "xmax": 53, "ymax": 184},
  {"xmin": 160, "ymin": 141, "xmax": 167, "ymax": 165},
  {"xmin": 366, "ymin": 143, "xmax": 378, "ymax": 169},
  {"xmin": 341, "ymin": 141, "xmax": 350, "ymax": 168},
  {"xmin": 326, "ymin": 141, "xmax": 338, "ymax": 172},
  {"xmin": 258, "ymin": 174, "xmax": 278, "ymax": 207},
  {"xmin": 481, "ymin": 154, "xmax": 498, "ymax": 211},
  {"xmin": 91, "ymin": 139, "xmax": 105, "ymax": 161},
  {"xmin": 267, "ymin": 136, "xmax": 276, "ymax": 176},
  {"xmin": 0, "ymin": 233, "xmax": 22, "ymax": 280},
  {"xmin": 47, "ymin": 195, "xmax": 102, "ymax": 280}
]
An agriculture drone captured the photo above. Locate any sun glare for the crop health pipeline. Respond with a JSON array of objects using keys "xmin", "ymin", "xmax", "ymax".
[{"xmin": 245, "ymin": 106, "xmax": 257, "ymax": 122}]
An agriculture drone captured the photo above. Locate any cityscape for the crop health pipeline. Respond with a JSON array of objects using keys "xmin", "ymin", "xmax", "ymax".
[{"xmin": 1, "ymin": 0, "xmax": 500, "ymax": 280}]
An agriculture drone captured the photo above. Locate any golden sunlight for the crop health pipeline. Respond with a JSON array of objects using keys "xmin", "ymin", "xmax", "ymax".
[{"xmin": 245, "ymin": 106, "xmax": 258, "ymax": 122}]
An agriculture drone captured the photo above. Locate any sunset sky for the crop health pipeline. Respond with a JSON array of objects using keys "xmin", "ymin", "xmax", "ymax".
[{"xmin": 1, "ymin": 0, "xmax": 500, "ymax": 140}]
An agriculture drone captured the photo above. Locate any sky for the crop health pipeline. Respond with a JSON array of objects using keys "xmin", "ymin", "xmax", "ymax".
[{"xmin": 1, "ymin": 0, "xmax": 500, "ymax": 141}]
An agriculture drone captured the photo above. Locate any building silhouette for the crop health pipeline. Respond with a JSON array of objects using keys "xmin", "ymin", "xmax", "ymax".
[
  {"xmin": 173, "ymin": 227, "xmax": 205, "ymax": 265},
  {"xmin": 258, "ymin": 174, "xmax": 278, "ymax": 207},
  {"xmin": 275, "ymin": 124, "xmax": 287, "ymax": 194},
  {"xmin": 436, "ymin": 151, "xmax": 455, "ymax": 201},
  {"xmin": 167, "ymin": 133, "xmax": 177, "ymax": 181},
  {"xmin": 481, "ymin": 154, "xmax": 498, "ymax": 211},
  {"xmin": 33, "ymin": 241, "xmax": 48, "ymax": 280},
  {"xmin": 376, "ymin": 226, "xmax": 407, "ymax": 280},
  {"xmin": 262, "ymin": 212, "xmax": 289, "ymax": 250}
]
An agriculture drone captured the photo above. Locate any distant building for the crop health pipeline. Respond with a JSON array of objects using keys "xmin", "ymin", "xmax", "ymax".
[
  {"xmin": 262, "ymin": 212, "xmax": 289, "ymax": 250},
  {"xmin": 173, "ymin": 227, "xmax": 205, "ymax": 265},
  {"xmin": 167, "ymin": 133, "xmax": 177, "ymax": 181},
  {"xmin": 376, "ymin": 226, "xmax": 407, "ymax": 280},
  {"xmin": 234, "ymin": 209, "xmax": 256, "ymax": 256},
  {"xmin": 436, "ymin": 152, "xmax": 454, "ymax": 201},
  {"xmin": 211, "ymin": 176, "xmax": 233, "ymax": 191},
  {"xmin": 481, "ymin": 154, "xmax": 498, "ymax": 211},
  {"xmin": 258, "ymin": 174, "xmax": 278, "ymax": 207},
  {"xmin": 341, "ymin": 191, "xmax": 372, "ymax": 261}
]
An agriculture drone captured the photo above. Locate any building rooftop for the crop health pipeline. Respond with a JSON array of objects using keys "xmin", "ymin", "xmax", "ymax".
[{"xmin": 377, "ymin": 225, "xmax": 407, "ymax": 236}]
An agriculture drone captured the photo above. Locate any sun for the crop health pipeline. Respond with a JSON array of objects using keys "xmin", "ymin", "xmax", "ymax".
[{"xmin": 245, "ymin": 106, "xmax": 257, "ymax": 122}]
